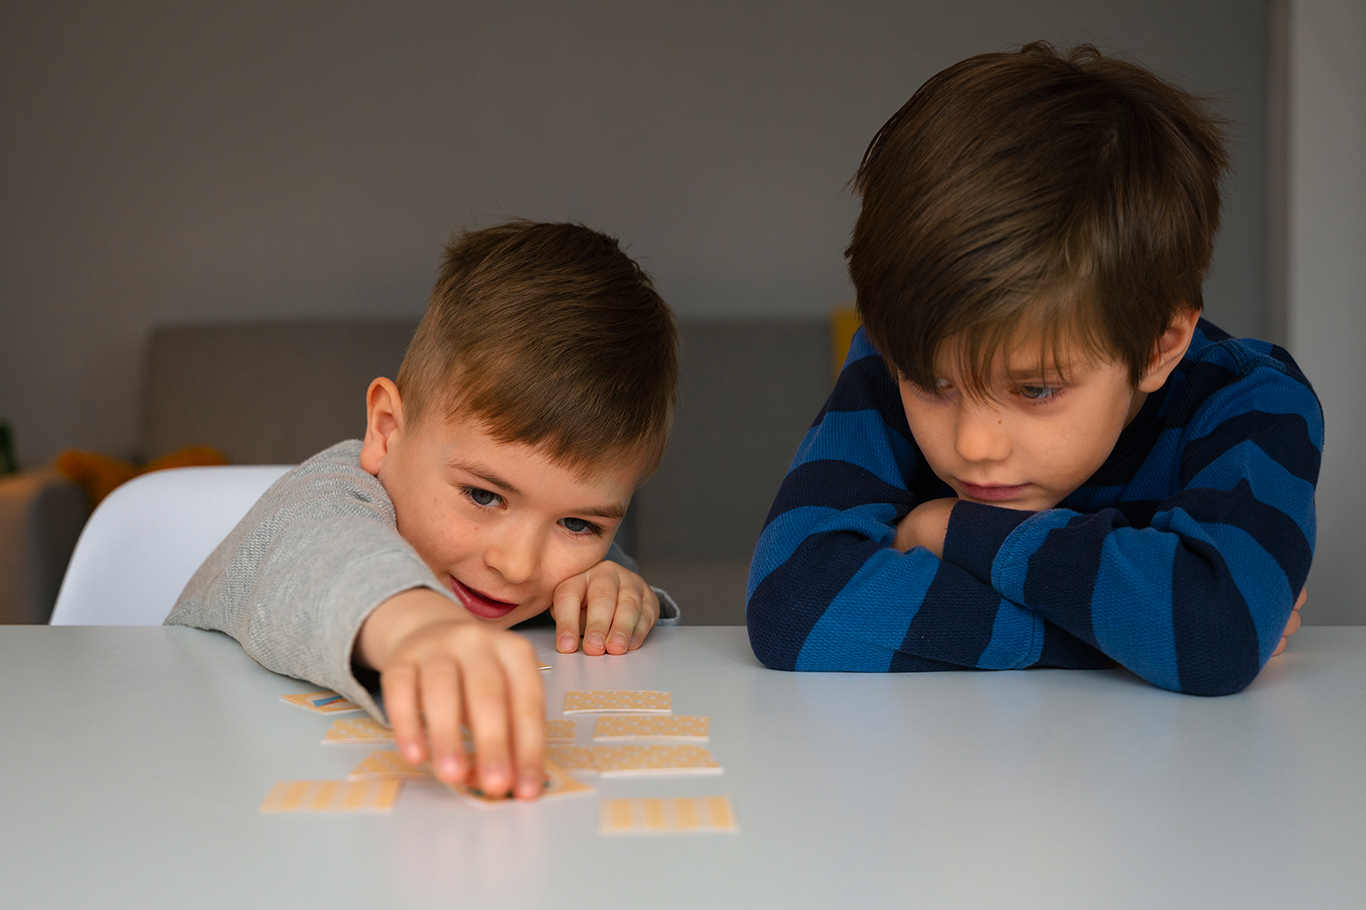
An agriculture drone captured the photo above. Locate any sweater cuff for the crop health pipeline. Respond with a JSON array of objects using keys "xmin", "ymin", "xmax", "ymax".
[
  {"xmin": 653, "ymin": 586, "xmax": 681, "ymax": 625},
  {"xmin": 324, "ymin": 549, "xmax": 453, "ymax": 726},
  {"xmin": 942, "ymin": 501, "xmax": 1033, "ymax": 584}
]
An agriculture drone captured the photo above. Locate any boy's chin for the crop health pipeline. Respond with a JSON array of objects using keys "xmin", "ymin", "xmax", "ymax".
[
  {"xmin": 957, "ymin": 490, "xmax": 1071, "ymax": 512},
  {"xmin": 509, "ymin": 607, "xmax": 557, "ymax": 631}
]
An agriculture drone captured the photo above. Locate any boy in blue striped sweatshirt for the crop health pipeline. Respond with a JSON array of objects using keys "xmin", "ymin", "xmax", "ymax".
[{"xmin": 747, "ymin": 43, "xmax": 1321, "ymax": 695}]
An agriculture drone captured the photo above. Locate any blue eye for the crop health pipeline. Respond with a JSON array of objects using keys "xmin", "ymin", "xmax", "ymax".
[
  {"xmin": 560, "ymin": 517, "xmax": 599, "ymax": 536},
  {"xmin": 467, "ymin": 487, "xmax": 500, "ymax": 506}
]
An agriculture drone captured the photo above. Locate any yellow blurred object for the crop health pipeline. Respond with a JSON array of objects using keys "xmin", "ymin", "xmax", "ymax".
[
  {"xmin": 55, "ymin": 445, "xmax": 229, "ymax": 507},
  {"xmin": 830, "ymin": 306, "xmax": 862, "ymax": 384}
]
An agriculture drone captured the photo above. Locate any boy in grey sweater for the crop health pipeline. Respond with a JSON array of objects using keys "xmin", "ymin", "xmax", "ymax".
[{"xmin": 167, "ymin": 221, "xmax": 679, "ymax": 800}]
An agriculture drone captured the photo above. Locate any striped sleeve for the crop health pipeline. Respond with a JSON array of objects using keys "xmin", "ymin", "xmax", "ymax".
[{"xmin": 747, "ymin": 326, "xmax": 1322, "ymax": 695}]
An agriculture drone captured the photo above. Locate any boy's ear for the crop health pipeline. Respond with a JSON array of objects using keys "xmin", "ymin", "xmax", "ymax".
[
  {"xmin": 1137, "ymin": 308, "xmax": 1200, "ymax": 394},
  {"xmin": 360, "ymin": 378, "xmax": 404, "ymax": 476}
]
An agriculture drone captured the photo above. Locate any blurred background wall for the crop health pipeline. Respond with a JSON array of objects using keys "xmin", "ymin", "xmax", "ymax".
[
  {"xmin": 2, "ymin": 0, "xmax": 1361, "ymax": 619},
  {"xmin": 1282, "ymin": 0, "xmax": 1366, "ymax": 623},
  {"xmin": 0, "ymin": 0, "xmax": 1274, "ymax": 462}
]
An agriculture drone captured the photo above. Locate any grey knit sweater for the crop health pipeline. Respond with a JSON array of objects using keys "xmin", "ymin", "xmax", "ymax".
[{"xmin": 166, "ymin": 440, "xmax": 677, "ymax": 722}]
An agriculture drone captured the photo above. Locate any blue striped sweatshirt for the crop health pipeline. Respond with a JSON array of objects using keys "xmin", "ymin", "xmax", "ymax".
[{"xmin": 747, "ymin": 321, "xmax": 1322, "ymax": 695}]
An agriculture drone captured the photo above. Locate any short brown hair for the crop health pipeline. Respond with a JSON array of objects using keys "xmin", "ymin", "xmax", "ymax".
[
  {"xmin": 847, "ymin": 42, "xmax": 1229, "ymax": 394},
  {"xmin": 397, "ymin": 221, "xmax": 678, "ymax": 476}
]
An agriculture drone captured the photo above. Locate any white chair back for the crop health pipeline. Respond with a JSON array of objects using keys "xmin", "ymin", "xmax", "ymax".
[{"xmin": 50, "ymin": 465, "xmax": 291, "ymax": 625}]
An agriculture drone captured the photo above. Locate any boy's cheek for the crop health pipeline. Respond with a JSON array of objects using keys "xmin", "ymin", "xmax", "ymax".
[{"xmin": 557, "ymin": 542, "xmax": 618, "ymax": 582}]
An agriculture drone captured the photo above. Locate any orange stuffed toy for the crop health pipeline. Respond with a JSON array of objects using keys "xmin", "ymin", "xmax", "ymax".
[{"xmin": 55, "ymin": 446, "xmax": 229, "ymax": 508}]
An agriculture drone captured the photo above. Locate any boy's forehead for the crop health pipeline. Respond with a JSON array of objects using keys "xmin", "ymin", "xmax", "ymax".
[
  {"xmin": 556, "ymin": 450, "xmax": 652, "ymax": 495},
  {"xmin": 433, "ymin": 418, "xmax": 648, "ymax": 495}
]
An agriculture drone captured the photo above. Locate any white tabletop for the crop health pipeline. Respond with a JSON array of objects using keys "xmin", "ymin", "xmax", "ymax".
[{"xmin": 2, "ymin": 624, "xmax": 1363, "ymax": 909}]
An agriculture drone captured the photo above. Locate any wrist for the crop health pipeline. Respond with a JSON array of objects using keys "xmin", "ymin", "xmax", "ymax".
[
  {"xmin": 940, "ymin": 501, "xmax": 1033, "ymax": 581},
  {"xmin": 356, "ymin": 587, "xmax": 470, "ymax": 671}
]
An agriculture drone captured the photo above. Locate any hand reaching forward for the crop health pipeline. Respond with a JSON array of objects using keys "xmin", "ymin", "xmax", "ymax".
[
  {"xmin": 356, "ymin": 588, "xmax": 545, "ymax": 799},
  {"xmin": 552, "ymin": 559, "xmax": 660, "ymax": 655},
  {"xmin": 1272, "ymin": 588, "xmax": 1307, "ymax": 656}
]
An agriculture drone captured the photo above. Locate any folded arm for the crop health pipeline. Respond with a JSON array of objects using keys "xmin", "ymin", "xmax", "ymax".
[
  {"xmin": 746, "ymin": 350, "xmax": 1093, "ymax": 675},
  {"xmin": 747, "ymin": 343, "xmax": 1322, "ymax": 695},
  {"xmin": 946, "ymin": 397, "xmax": 1319, "ymax": 694}
]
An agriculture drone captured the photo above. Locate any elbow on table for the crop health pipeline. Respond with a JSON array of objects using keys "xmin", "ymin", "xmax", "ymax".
[
  {"xmin": 1142, "ymin": 642, "xmax": 1264, "ymax": 697},
  {"xmin": 1150, "ymin": 577, "xmax": 1275, "ymax": 696},
  {"xmin": 744, "ymin": 590, "xmax": 803, "ymax": 672},
  {"xmin": 1176, "ymin": 659, "xmax": 1263, "ymax": 697}
]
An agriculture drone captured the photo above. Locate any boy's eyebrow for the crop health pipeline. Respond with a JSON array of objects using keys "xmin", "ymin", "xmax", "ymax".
[
  {"xmin": 568, "ymin": 501, "xmax": 628, "ymax": 521},
  {"xmin": 448, "ymin": 458, "xmax": 628, "ymax": 520},
  {"xmin": 1003, "ymin": 360, "xmax": 1071, "ymax": 381},
  {"xmin": 450, "ymin": 459, "xmax": 524, "ymax": 497}
]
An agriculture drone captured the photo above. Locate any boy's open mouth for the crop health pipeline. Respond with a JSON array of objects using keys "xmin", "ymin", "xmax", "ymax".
[
  {"xmin": 448, "ymin": 576, "xmax": 519, "ymax": 620},
  {"xmin": 957, "ymin": 480, "xmax": 1030, "ymax": 503}
]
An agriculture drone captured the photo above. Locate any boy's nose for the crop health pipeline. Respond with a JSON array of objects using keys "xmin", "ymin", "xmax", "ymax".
[
  {"xmin": 954, "ymin": 401, "xmax": 1011, "ymax": 462},
  {"xmin": 484, "ymin": 528, "xmax": 539, "ymax": 586}
]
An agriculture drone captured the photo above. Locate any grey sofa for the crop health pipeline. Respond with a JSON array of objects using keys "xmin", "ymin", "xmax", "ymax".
[{"xmin": 0, "ymin": 319, "xmax": 832, "ymax": 625}]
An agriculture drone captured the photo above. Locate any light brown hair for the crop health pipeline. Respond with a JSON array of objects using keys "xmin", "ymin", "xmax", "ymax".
[
  {"xmin": 847, "ymin": 42, "xmax": 1230, "ymax": 394},
  {"xmin": 397, "ymin": 221, "xmax": 678, "ymax": 476}
]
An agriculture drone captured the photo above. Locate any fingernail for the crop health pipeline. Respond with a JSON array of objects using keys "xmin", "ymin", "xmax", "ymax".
[
  {"xmin": 558, "ymin": 633, "xmax": 576, "ymax": 652},
  {"xmin": 608, "ymin": 633, "xmax": 628, "ymax": 652},
  {"xmin": 404, "ymin": 742, "xmax": 424, "ymax": 763},
  {"xmin": 586, "ymin": 632, "xmax": 605, "ymax": 651},
  {"xmin": 484, "ymin": 766, "xmax": 508, "ymax": 795},
  {"xmin": 440, "ymin": 755, "xmax": 463, "ymax": 780},
  {"xmin": 518, "ymin": 774, "xmax": 542, "ymax": 799}
]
